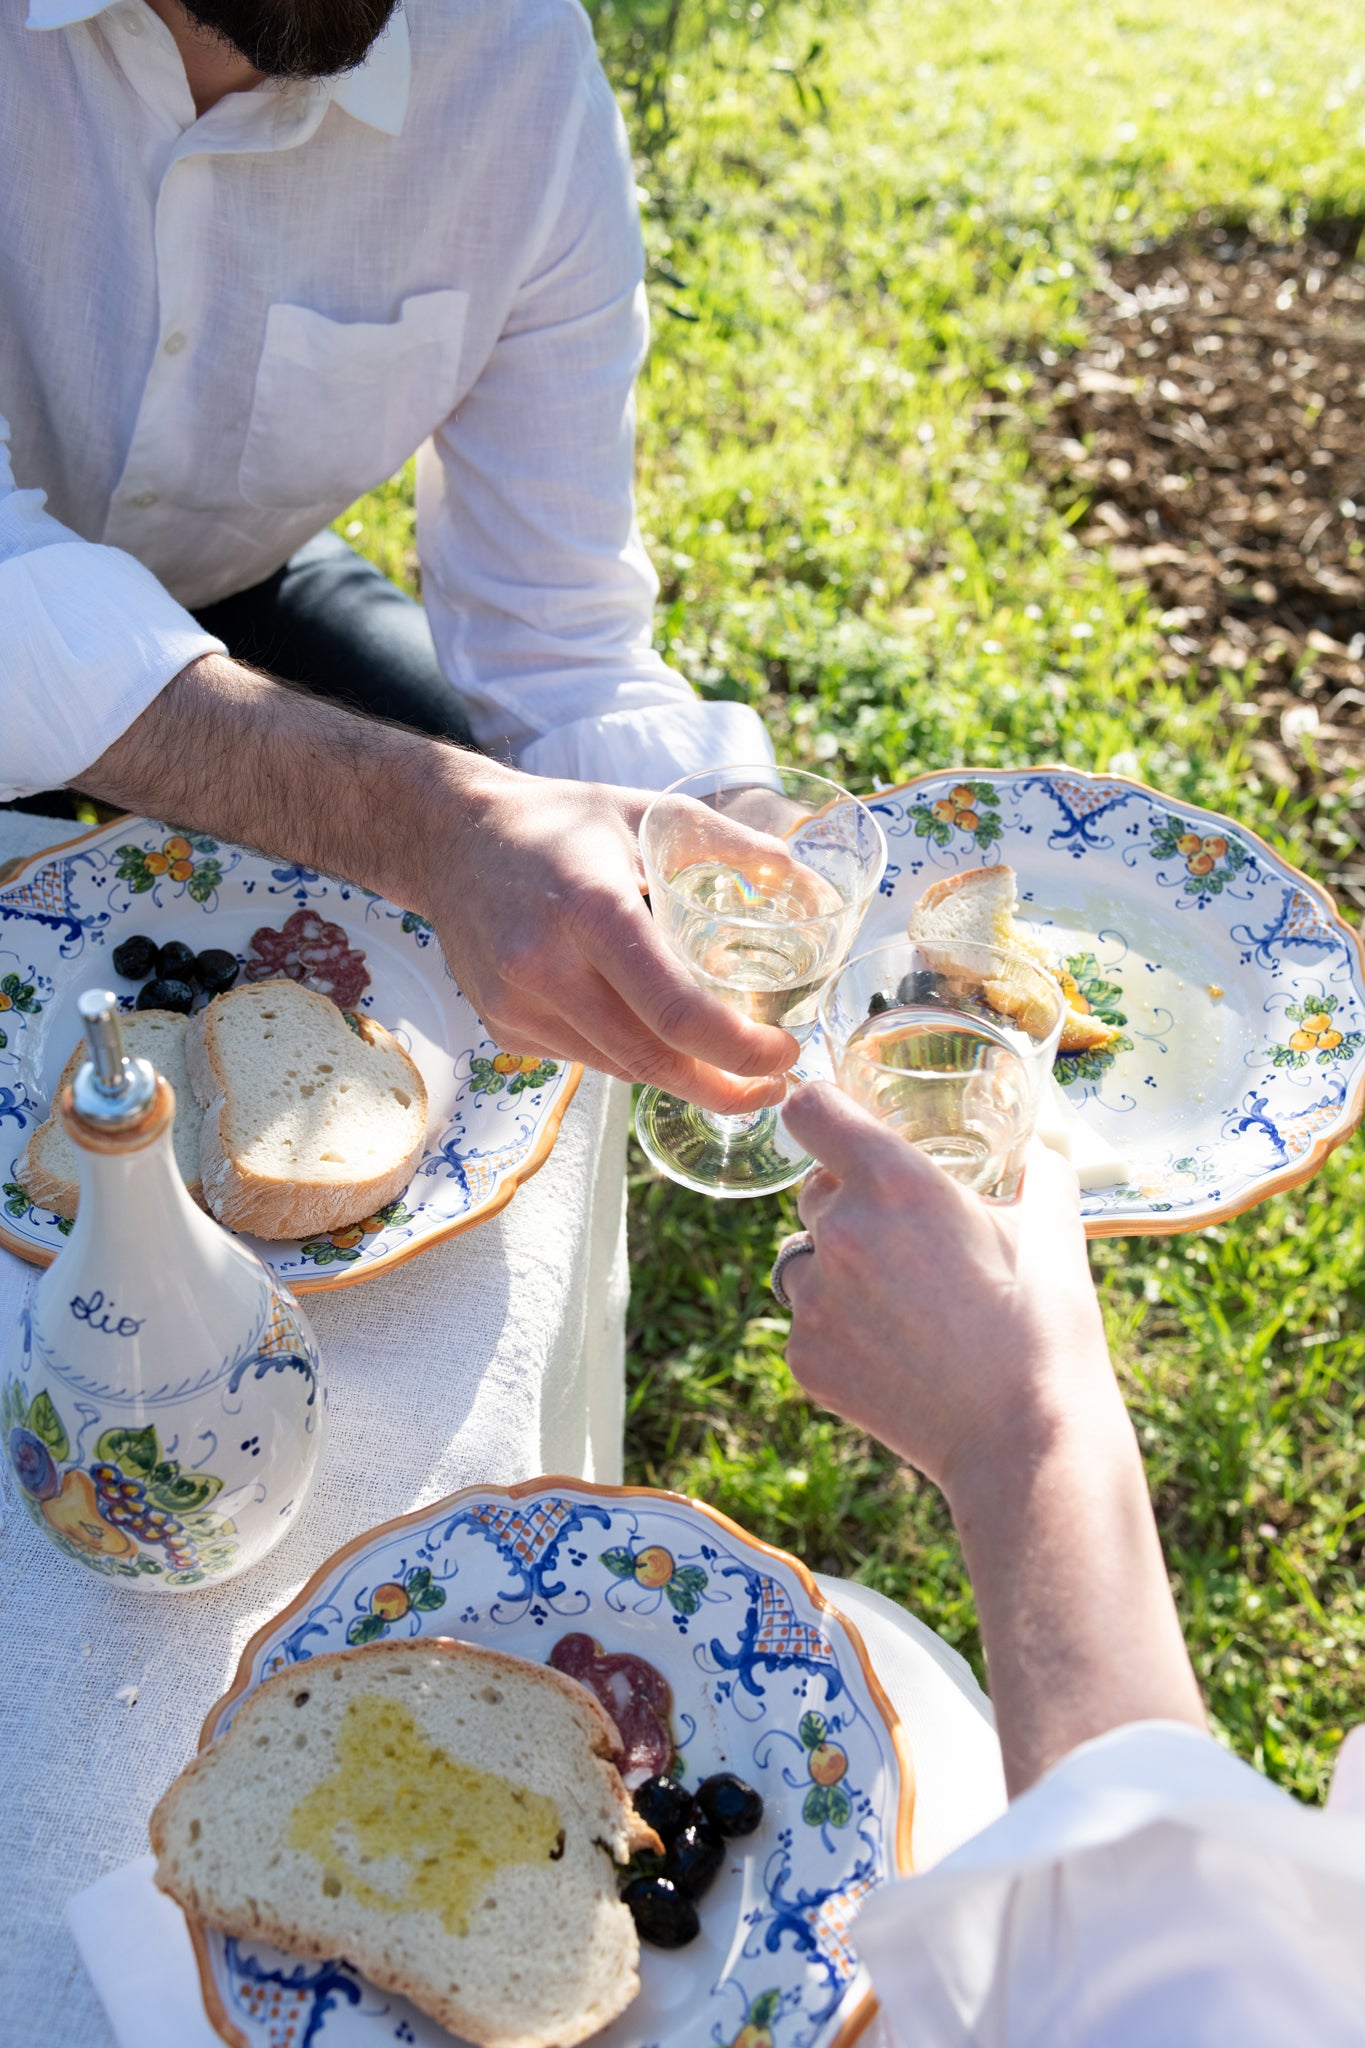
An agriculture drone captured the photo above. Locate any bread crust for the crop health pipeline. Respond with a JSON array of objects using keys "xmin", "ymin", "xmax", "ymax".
[
  {"xmin": 15, "ymin": 1126, "xmax": 80, "ymax": 1219},
  {"xmin": 17, "ymin": 1016, "xmax": 205, "ymax": 1217},
  {"xmin": 151, "ymin": 1638, "xmax": 653, "ymax": 2048},
  {"xmin": 186, "ymin": 981, "xmax": 427, "ymax": 1240},
  {"xmin": 1057, "ymin": 1006, "xmax": 1122, "ymax": 1054},
  {"xmin": 910, "ymin": 866, "xmax": 1008, "ymax": 920}
]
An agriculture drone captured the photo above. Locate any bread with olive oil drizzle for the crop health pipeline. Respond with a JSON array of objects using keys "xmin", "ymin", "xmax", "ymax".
[{"xmin": 150, "ymin": 1638, "xmax": 661, "ymax": 2048}]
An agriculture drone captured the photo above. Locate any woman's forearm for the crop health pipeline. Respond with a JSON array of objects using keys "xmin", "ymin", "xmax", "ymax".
[
  {"xmin": 947, "ymin": 1396, "xmax": 1206, "ymax": 1797},
  {"xmin": 778, "ymin": 1090, "xmax": 1209, "ymax": 1800}
]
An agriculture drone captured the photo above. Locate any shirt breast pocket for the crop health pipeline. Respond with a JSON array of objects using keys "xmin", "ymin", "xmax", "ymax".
[{"xmin": 238, "ymin": 290, "xmax": 470, "ymax": 511}]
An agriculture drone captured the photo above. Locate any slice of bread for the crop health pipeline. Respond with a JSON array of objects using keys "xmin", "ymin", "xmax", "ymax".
[
  {"xmin": 17, "ymin": 1011, "xmax": 205, "ymax": 1218},
  {"xmin": 150, "ymin": 1638, "xmax": 658, "ymax": 2048},
  {"xmin": 907, "ymin": 865, "xmax": 1121, "ymax": 1054},
  {"xmin": 187, "ymin": 980, "xmax": 427, "ymax": 1240}
]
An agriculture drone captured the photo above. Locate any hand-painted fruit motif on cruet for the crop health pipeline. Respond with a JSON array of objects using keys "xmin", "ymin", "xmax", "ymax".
[{"xmin": 3, "ymin": 991, "xmax": 325, "ymax": 1588}]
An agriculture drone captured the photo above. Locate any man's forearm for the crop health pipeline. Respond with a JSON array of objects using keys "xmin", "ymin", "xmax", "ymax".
[
  {"xmin": 78, "ymin": 652, "xmax": 494, "ymax": 916},
  {"xmin": 75, "ymin": 651, "xmax": 796, "ymax": 1111},
  {"xmin": 948, "ymin": 1399, "xmax": 1206, "ymax": 1797}
]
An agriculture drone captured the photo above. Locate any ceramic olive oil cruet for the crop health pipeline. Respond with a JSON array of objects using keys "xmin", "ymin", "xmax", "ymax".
[{"xmin": 2, "ymin": 991, "xmax": 325, "ymax": 1588}]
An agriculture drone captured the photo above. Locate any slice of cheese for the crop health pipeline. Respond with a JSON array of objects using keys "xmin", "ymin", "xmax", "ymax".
[{"xmin": 1034, "ymin": 1076, "xmax": 1127, "ymax": 1190}]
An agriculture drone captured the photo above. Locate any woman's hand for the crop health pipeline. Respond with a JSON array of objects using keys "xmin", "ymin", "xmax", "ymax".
[
  {"xmin": 779, "ymin": 1080, "xmax": 1205, "ymax": 1793},
  {"xmin": 778, "ymin": 1081, "xmax": 1117, "ymax": 1497}
]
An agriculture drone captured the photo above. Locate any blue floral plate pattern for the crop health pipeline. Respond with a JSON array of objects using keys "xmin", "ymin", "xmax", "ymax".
[
  {"xmin": 188, "ymin": 1478, "xmax": 914, "ymax": 2048},
  {"xmin": 0, "ymin": 818, "xmax": 580, "ymax": 1291},
  {"xmin": 848, "ymin": 768, "xmax": 1365, "ymax": 1234}
]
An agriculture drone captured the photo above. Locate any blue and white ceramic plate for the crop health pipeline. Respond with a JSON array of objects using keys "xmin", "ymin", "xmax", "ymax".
[
  {"xmin": 0, "ymin": 818, "xmax": 580, "ymax": 1290},
  {"xmin": 190, "ymin": 1478, "xmax": 914, "ymax": 2048},
  {"xmin": 845, "ymin": 768, "xmax": 1365, "ymax": 1234}
]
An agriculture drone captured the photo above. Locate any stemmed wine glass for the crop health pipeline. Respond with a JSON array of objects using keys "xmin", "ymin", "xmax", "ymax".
[{"xmin": 635, "ymin": 765, "xmax": 887, "ymax": 1197}]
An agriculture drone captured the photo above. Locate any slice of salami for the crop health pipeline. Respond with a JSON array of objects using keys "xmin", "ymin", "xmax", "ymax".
[
  {"xmin": 549, "ymin": 1632, "xmax": 675, "ymax": 1786},
  {"xmin": 244, "ymin": 909, "xmax": 370, "ymax": 1008}
]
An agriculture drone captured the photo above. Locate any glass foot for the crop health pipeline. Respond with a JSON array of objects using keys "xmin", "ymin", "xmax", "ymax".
[{"xmin": 634, "ymin": 1087, "xmax": 812, "ymax": 1198}]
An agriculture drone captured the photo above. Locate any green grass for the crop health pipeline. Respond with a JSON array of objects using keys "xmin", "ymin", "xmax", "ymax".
[{"xmin": 344, "ymin": 0, "xmax": 1365, "ymax": 1800}]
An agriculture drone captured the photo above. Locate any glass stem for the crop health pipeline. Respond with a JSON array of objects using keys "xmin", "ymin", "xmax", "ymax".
[{"xmin": 701, "ymin": 1107, "xmax": 765, "ymax": 1137}]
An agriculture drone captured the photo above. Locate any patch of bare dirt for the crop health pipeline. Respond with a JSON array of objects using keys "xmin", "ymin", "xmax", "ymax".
[{"xmin": 1031, "ymin": 225, "xmax": 1365, "ymax": 907}]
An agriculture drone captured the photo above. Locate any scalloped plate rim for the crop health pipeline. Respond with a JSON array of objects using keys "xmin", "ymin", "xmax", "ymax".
[
  {"xmin": 0, "ymin": 814, "xmax": 583, "ymax": 1291},
  {"xmin": 187, "ymin": 1472, "xmax": 917, "ymax": 2048},
  {"xmin": 861, "ymin": 763, "xmax": 1365, "ymax": 1237}
]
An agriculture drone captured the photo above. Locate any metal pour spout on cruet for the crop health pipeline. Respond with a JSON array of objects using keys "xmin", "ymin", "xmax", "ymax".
[{"xmin": 69, "ymin": 988, "xmax": 158, "ymax": 1128}]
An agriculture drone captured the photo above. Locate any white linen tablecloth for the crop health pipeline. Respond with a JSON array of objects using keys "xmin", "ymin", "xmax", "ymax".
[{"xmin": 0, "ymin": 809, "xmax": 1003, "ymax": 2048}]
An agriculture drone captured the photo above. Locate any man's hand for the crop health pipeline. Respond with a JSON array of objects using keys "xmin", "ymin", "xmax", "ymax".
[
  {"xmin": 422, "ymin": 760, "xmax": 798, "ymax": 1110},
  {"xmin": 78, "ymin": 654, "xmax": 796, "ymax": 1111},
  {"xmin": 778, "ymin": 1081, "xmax": 1114, "ymax": 1494}
]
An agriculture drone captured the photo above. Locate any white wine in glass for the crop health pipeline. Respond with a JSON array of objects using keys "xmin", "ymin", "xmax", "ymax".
[
  {"xmin": 838, "ymin": 1005, "xmax": 1034, "ymax": 1191},
  {"xmin": 636, "ymin": 766, "xmax": 887, "ymax": 1198},
  {"xmin": 820, "ymin": 940, "xmax": 1066, "ymax": 1199},
  {"xmin": 663, "ymin": 859, "xmax": 849, "ymax": 1032}
]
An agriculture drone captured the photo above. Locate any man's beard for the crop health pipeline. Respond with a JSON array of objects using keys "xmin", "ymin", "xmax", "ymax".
[{"xmin": 177, "ymin": 0, "xmax": 400, "ymax": 78}]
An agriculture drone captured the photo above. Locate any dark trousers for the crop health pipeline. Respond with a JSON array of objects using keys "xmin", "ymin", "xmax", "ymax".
[{"xmin": 193, "ymin": 531, "xmax": 478, "ymax": 750}]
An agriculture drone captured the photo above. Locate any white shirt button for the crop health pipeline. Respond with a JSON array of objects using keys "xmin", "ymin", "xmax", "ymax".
[
  {"xmin": 119, "ymin": 7, "xmax": 144, "ymax": 32},
  {"xmin": 129, "ymin": 489, "xmax": 159, "ymax": 508},
  {"xmin": 162, "ymin": 331, "xmax": 187, "ymax": 356}
]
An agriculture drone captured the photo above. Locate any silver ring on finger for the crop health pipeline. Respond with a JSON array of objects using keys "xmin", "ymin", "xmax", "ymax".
[{"xmin": 770, "ymin": 1231, "xmax": 815, "ymax": 1311}]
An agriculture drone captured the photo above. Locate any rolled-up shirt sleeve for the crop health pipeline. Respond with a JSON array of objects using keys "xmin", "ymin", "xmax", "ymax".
[
  {"xmin": 415, "ymin": 48, "xmax": 771, "ymax": 791},
  {"xmin": 854, "ymin": 1721, "xmax": 1365, "ymax": 2048},
  {"xmin": 0, "ymin": 418, "xmax": 226, "ymax": 800}
]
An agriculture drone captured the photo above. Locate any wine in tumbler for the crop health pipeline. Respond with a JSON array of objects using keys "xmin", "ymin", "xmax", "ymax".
[
  {"xmin": 636, "ymin": 766, "xmax": 887, "ymax": 1197},
  {"xmin": 821, "ymin": 940, "xmax": 1065, "ymax": 1197}
]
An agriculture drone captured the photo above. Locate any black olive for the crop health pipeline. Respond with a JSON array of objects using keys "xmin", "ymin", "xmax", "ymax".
[
  {"xmin": 622, "ymin": 1875, "xmax": 700, "ymax": 1948},
  {"xmin": 897, "ymin": 968, "xmax": 948, "ymax": 1006},
  {"xmin": 867, "ymin": 989, "xmax": 890, "ymax": 1016},
  {"xmin": 156, "ymin": 939, "xmax": 197, "ymax": 980},
  {"xmin": 137, "ymin": 977, "xmax": 195, "ymax": 1014},
  {"xmin": 193, "ymin": 948, "xmax": 240, "ymax": 995},
  {"xmin": 632, "ymin": 1774, "xmax": 697, "ymax": 1844},
  {"xmin": 695, "ymin": 1772, "xmax": 764, "ymax": 1838},
  {"xmin": 664, "ymin": 1821, "xmax": 725, "ymax": 1900},
  {"xmin": 112, "ymin": 934, "xmax": 157, "ymax": 981}
]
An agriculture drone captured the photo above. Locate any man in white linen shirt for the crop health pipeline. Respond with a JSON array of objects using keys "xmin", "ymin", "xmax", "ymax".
[
  {"xmin": 774, "ymin": 1082, "xmax": 1365, "ymax": 2048},
  {"xmin": 1, "ymin": 0, "xmax": 794, "ymax": 1108}
]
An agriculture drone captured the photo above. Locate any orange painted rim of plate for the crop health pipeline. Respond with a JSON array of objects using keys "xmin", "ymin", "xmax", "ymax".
[
  {"xmin": 183, "ymin": 1473, "xmax": 917, "ymax": 2048},
  {"xmin": 0, "ymin": 816, "xmax": 584, "ymax": 1290},
  {"xmin": 871, "ymin": 764, "xmax": 1365, "ymax": 1236}
]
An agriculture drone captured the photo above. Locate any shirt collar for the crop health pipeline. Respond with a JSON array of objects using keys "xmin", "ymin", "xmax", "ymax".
[{"xmin": 26, "ymin": 0, "xmax": 411, "ymax": 136}]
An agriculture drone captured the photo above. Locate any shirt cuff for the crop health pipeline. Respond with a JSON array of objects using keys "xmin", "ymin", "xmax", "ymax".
[
  {"xmin": 0, "ymin": 541, "xmax": 226, "ymax": 800},
  {"xmin": 853, "ymin": 1722, "xmax": 1365, "ymax": 2048},
  {"xmin": 516, "ymin": 698, "xmax": 774, "ymax": 790}
]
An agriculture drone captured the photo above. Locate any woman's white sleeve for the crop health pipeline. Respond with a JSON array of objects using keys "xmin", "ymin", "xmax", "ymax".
[{"xmin": 854, "ymin": 1720, "xmax": 1365, "ymax": 2048}]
